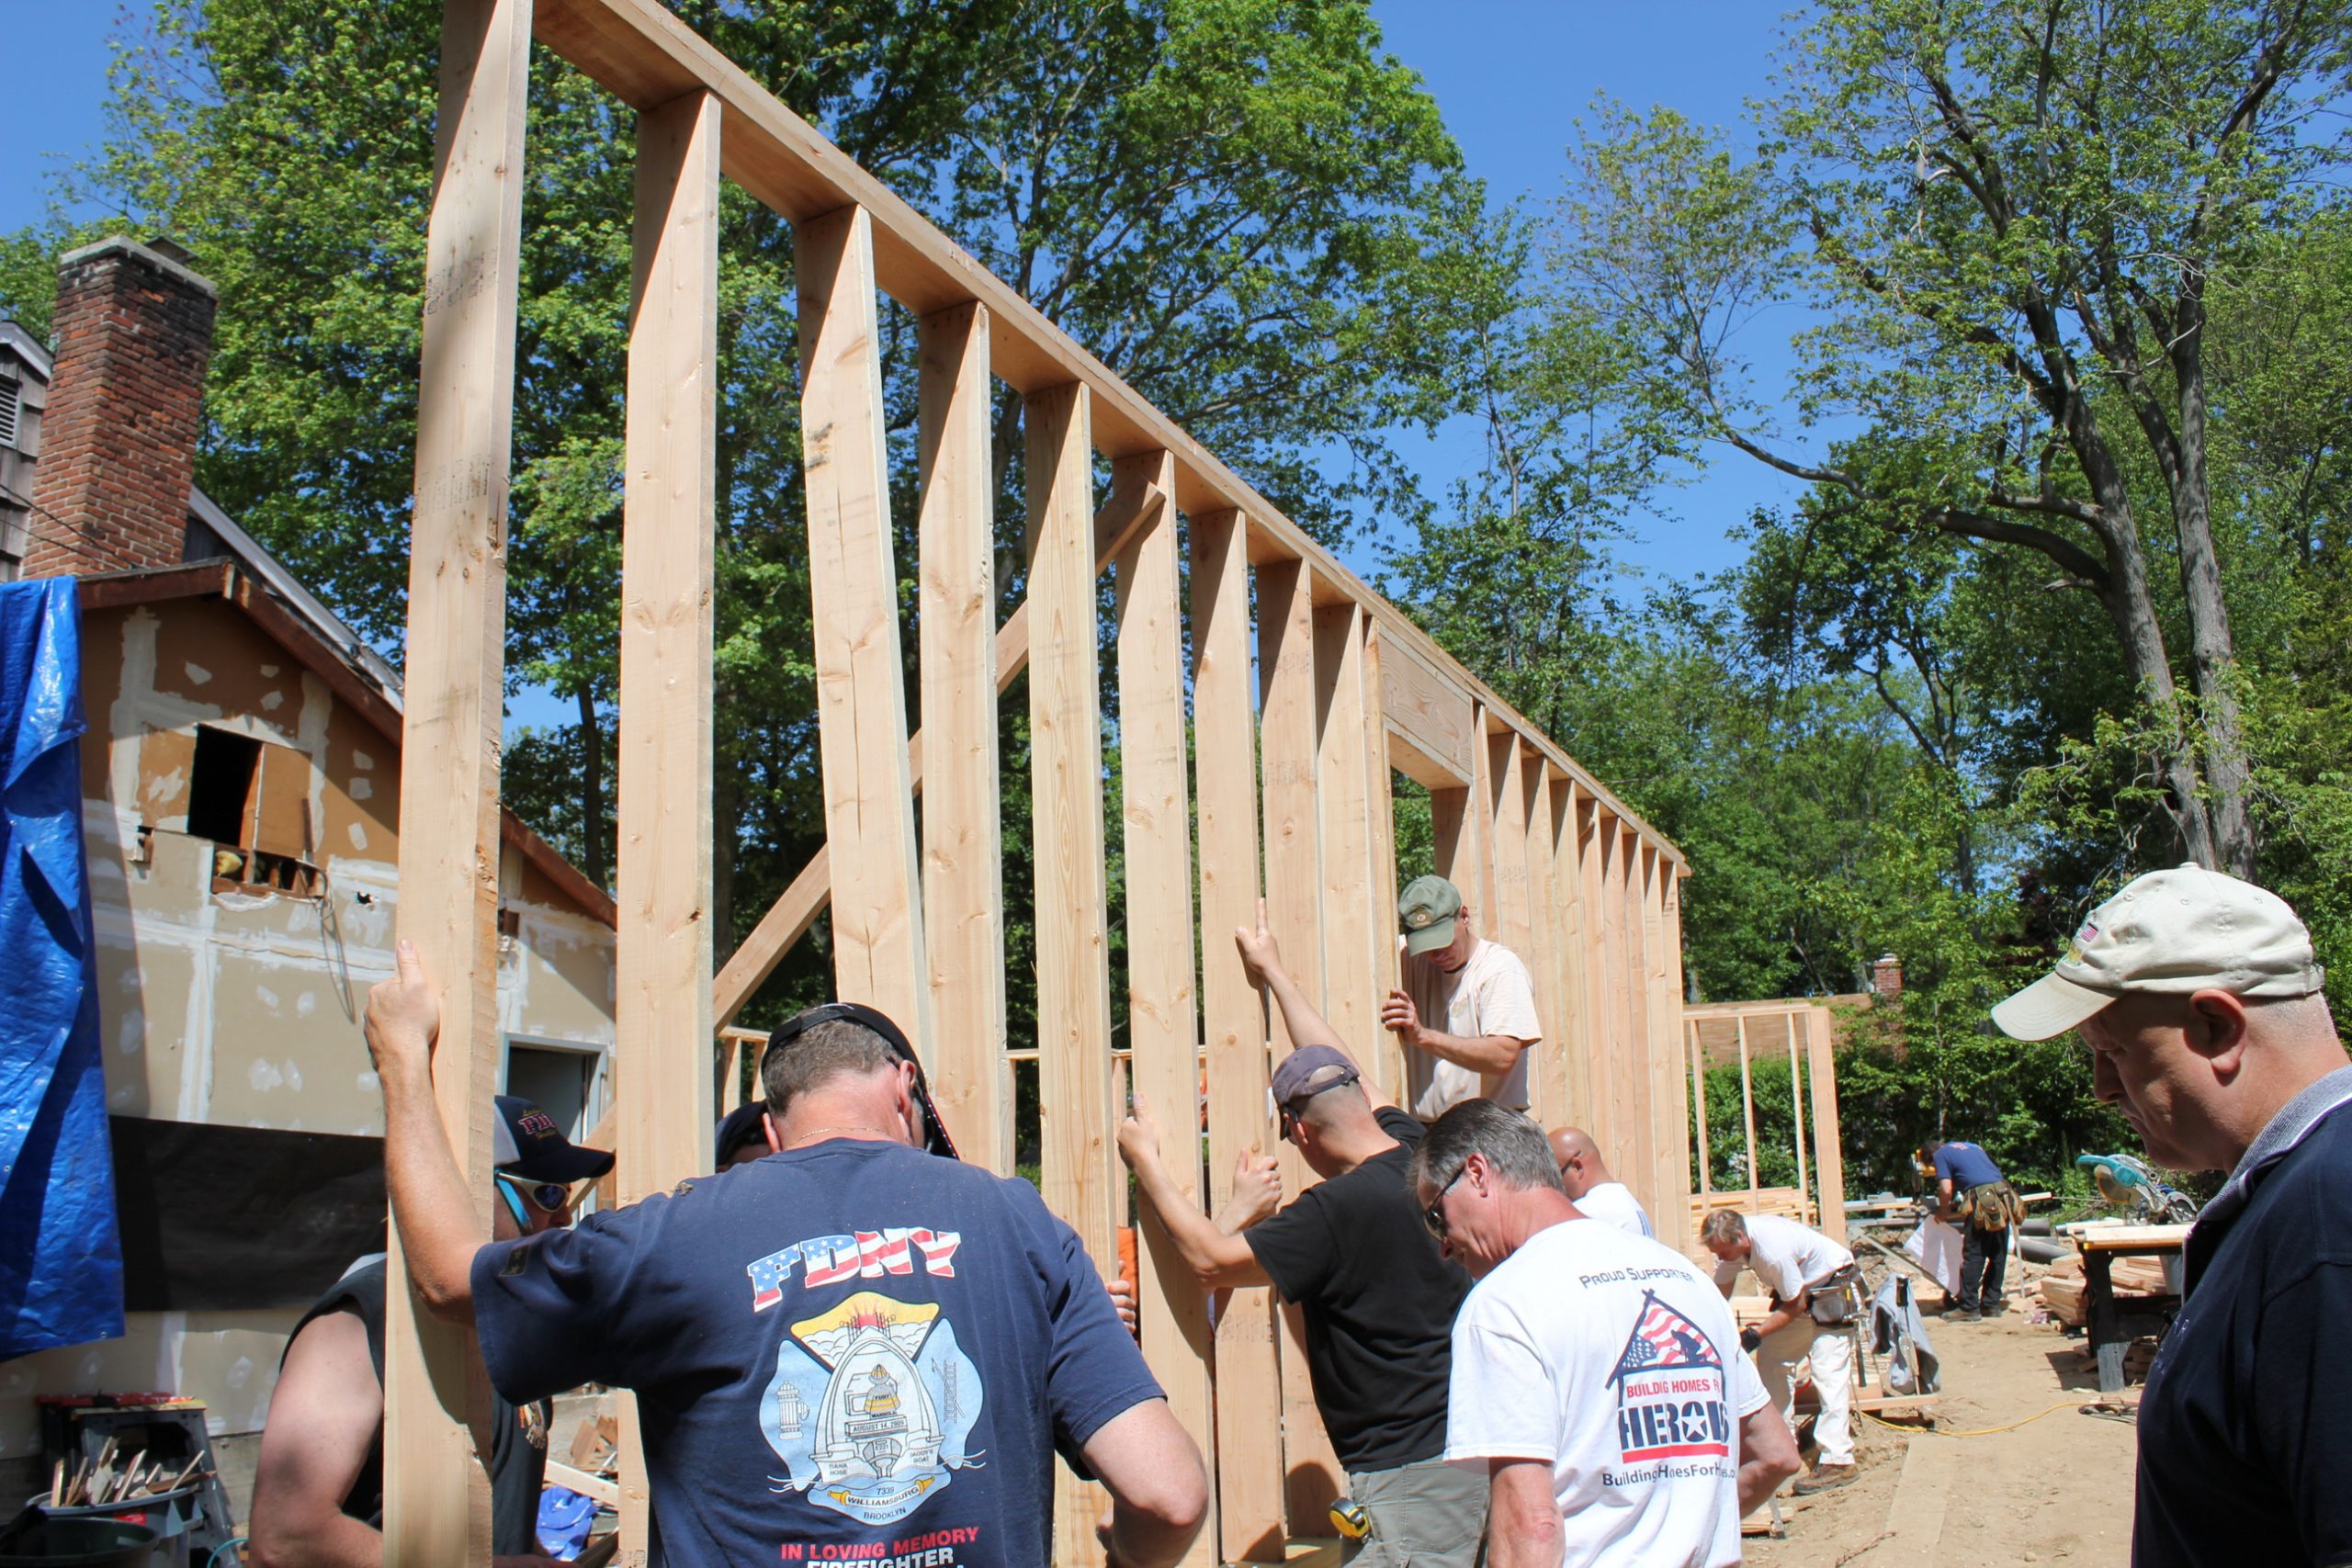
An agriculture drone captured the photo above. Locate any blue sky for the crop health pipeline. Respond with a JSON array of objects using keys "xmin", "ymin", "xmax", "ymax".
[{"xmin": 5, "ymin": 3, "xmax": 1838, "ymax": 723}]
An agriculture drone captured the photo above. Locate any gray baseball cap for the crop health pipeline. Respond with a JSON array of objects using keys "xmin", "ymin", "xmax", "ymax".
[{"xmin": 1398, "ymin": 874, "xmax": 1464, "ymax": 958}]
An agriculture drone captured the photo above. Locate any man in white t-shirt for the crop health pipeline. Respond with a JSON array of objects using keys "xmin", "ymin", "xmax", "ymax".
[
  {"xmin": 1384, "ymin": 875, "xmax": 1544, "ymax": 1122},
  {"xmin": 1414, "ymin": 1101, "xmax": 1799, "ymax": 1567},
  {"xmin": 1700, "ymin": 1210, "xmax": 1860, "ymax": 1494},
  {"xmin": 1548, "ymin": 1127, "xmax": 1654, "ymax": 1238}
]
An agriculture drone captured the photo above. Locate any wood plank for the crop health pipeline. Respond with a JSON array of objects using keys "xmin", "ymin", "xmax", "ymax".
[
  {"xmin": 1690, "ymin": 1019, "xmax": 1713, "ymax": 1199},
  {"xmin": 1807, "ymin": 1005, "xmax": 1847, "ymax": 1244},
  {"xmin": 1486, "ymin": 731, "xmax": 1536, "ymax": 1117},
  {"xmin": 1378, "ymin": 635, "xmax": 1476, "ymax": 786},
  {"xmin": 1521, "ymin": 761, "xmax": 1568, "ymax": 1125},
  {"xmin": 1255, "ymin": 558, "xmax": 1343, "ymax": 1532},
  {"xmin": 1787, "ymin": 1010, "xmax": 1810, "ymax": 1225},
  {"xmin": 1314, "ymin": 604, "xmax": 1380, "ymax": 1060},
  {"xmin": 1553, "ymin": 782, "xmax": 1594, "ymax": 1133},
  {"xmin": 1110, "ymin": 447, "xmax": 1216, "ymax": 1568},
  {"xmin": 796, "ymin": 203, "xmax": 931, "ymax": 1042},
  {"xmin": 1737, "ymin": 1016, "xmax": 1758, "ymax": 1194},
  {"xmin": 384, "ymin": 0, "xmax": 530, "ymax": 1556},
  {"xmin": 915, "ymin": 300, "xmax": 1008, "ymax": 1175},
  {"xmin": 1576, "ymin": 796, "xmax": 1613, "ymax": 1163},
  {"xmin": 1464, "ymin": 708, "xmax": 1499, "ymax": 932},
  {"xmin": 1655, "ymin": 860, "xmax": 1694, "ymax": 1253},
  {"xmin": 1024, "ymin": 380, "xmax": 1119, "ymax": 1568},
  {"xmin": 1626, "ymin": 837, "xmax": 1659, "ymax": 1228},
  {"xmin": 1594, "ymin": 818, "xmax": 1633, "ymax": 1200},
  {"xmin": 1359, "ymin": 623, "xmax": 1407, "ymax": 1104},
  {"xmin": 531, "ymin": 0, "xmax": 1692, "ymax": 880},
  {"xmin": 1188, "ymin": 509, "xmax": 1285, "ymax": 1564},
  {"xmin": 710, "ymin": 485, "xmax": 1167, "ymax": 1028},
  {"xmin": 612, "ymin": 87, "xmax": 722, "ymax": 1557}
]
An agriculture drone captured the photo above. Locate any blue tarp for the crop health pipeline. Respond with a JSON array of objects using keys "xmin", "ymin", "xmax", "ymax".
[{"xmin": 0, "ymin": 577, "xmax": 122, "ymax": 1359}]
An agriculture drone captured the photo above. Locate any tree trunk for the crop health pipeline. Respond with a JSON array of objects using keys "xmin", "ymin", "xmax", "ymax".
[
  {"xmin": 2166, "ymin": 299, "xmax": 2260, "ymax": 876},
  {"xmin": 574, "ymin": 682, "xmax": 608, "ymax": 889}
]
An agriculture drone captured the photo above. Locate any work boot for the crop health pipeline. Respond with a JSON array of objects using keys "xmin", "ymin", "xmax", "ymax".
[
  {"xmin": 1793, "ymin": 1463, "xmax": 1857, "ymax": 1495},
  {"xmin": 1946, "ymin": 1306, "xmax": 1981, "ymax": 1323}
]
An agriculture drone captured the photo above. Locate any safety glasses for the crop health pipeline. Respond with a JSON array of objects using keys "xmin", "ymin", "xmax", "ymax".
[{"xmin": 1421, "ymin": 1162, "xmax": 1469, "ymax": 1240}]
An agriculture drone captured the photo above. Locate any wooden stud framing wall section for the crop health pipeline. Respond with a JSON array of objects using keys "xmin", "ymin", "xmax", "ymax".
[{"xmin": 391, "ymin": 1, "xmax": 1698, "ymax": 1560}]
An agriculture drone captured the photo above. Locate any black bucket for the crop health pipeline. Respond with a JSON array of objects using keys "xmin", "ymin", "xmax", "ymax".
[{"xmin": 0, "ymin": 1516, "xmax": 158, "ymax": 1568}]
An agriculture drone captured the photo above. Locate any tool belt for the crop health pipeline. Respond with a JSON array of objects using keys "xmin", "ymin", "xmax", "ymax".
[
  {"xmin": 1966, "ymin": 1180, "xmax": 2021, "ymax": 1232},
  {"xmin": 1804, "ymin": 1262, "xmax": 1863, "ymax": 1326}
]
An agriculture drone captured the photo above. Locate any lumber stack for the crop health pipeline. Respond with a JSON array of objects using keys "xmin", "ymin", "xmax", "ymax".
[{"xmin": 2036, "ymin": 1250, "xmax": 2172, "ymax": 1327}]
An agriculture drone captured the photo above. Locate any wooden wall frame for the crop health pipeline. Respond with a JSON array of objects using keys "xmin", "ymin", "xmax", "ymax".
[{"xmin": 391, "ymin": 2, "xmax": 1698, "ymax": 1560}]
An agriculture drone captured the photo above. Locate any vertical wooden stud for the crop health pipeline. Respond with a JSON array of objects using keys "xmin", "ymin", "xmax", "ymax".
[
  {"xmin": 1553, "ymin": 782, "xmax": 1594, "ymax": 1134},
  {"xmin": 797, "ymin": 204, "xmax": 931, "ymax": 1042},
  {"xmin": 1808, "ymin": 1006, "xmax": 1849, "ymax": 1243},
  {"xmin": 1690, "ymin": 1020, "xmax": 1713, "ymax": 1196},
  {"xmin": 1465, "ymin": 710, "xmax": 1501, "ymax": 940},
  {"xmin": 611, "ymin": 86, "xmax": 722, "ymax": 1559},
  {"xmin": 1520, "ymin": 761, "xmax": 1567, "ymax": 1125},
  {"xmin": 1577, "ymin": 797, "xmax": 1614, "ymax": 1164},
  {"xmin": 1110, "ymin": 450, "xmax": 1216, "ymax": 1566},
  {"xmin": 916, "ymin": 300, "xmax": 1007, "ymax": 1175},
  {"xmin": 1254, "ymin": 558, "xmax": 1342, "ymax": 1531},
  {"xmin": 1314, "ymin": 604, "xmax": 1379, "ymax": 1059},
  {"xmin": 1024, "ymin": 381, "xmax": 1118, "ymax": 1567},
  {"xmin": 1736, "ymin": 1016, "xmax": 1758, "ymax": 1195},
  {"xmin": 1189, "ymin": 511, "xmax": 1285, "ymax": 1564},
  {"xmin": 1623, "ymin": 835, "xmax": 1657, "ymax": 1223},
  {"xmin": 1360, "ymin": 623, "xmax": 1406, "ymax": 1103},
  {"xmin": 1787, "ymin": 1011, "xmax": 1811, "ymax": 1225},
  {"xmin": 1485, "ymin": 733, "xmax": 1536, "ymax": 1114},
  {"xmin": 1656, "ymin": 861, "xmax": 1694, "ymax": 1254},
  {"xmin": 385, "ymin": 0, "xmax": 530, "ymax": 1556}
]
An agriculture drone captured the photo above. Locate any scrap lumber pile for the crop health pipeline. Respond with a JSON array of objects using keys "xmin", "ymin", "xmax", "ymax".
[
  {"xmin": 2036, "ymin": 1249, "xmax": 2170, "ymax": 1327},
  {"xmin": 47, "ymin": 1438, "xmax": 207, "ymax": 1507}
]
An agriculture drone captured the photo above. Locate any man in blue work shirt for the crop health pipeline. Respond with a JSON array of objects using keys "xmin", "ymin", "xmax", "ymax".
[
  {"xmin": 1994, "ymin": 863, "xmax": 2352, "ymax": 1568},
  {"xmin": 1918, "ymin": 1138, "xmax": 2015, "ymax": 1319}
]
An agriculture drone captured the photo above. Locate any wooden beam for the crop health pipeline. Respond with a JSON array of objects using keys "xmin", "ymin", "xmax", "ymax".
[
  {"xmin": 915, "ymin": 300, "xmax": 1008, "ymax": 1175},
  {"xmin": 1188, "ymin": 509, "xmax": 1284, "ymax": 1564},
  {"xmin": 1378, "ymin": 635, "xmax": 1476, "ymax": 787},
  {"xmin": 1521, "ymin": 758, "xmax": 1567, "ymax": 1125},
  {"xmin": 1255, "ymin": 558, "xmax": 1343, "ymax": 1532},
  {"xmin": 709, "ymin": 486, "xmax": 1168, "ymax": 1029},
  {"xmin": 1658, "ymin": 870, "xmax": 1693, "ymax": 1249},
  {"xmin": 1737, "ymin": 1016, "xmax": 1758, "ymax": 1195},
  {"xmin": 1552, "ymin": 782, "xmax": 1593, "ymax": 1133},
  {"xmin": 1359, "ymin": 622, "xmax": 1407, "ymax": 1103},
  {"xmin": 1575, "ymin": 795, "xmax": 1612, "ymax": 1162},
  {"xmin": 1808, "ymin": 1005, "xmax": 1849, "ymax": 1244},
  {"xmin": 1025, "ymin": 380, "xmax": 1119, "ymax": 1568},
  {"xmin": 1787, "ymin": 1010, "xmax": 1811, "ymax": 1226},
  {"xmin": 611, "ymin": 85, "xmax": 721, "ymax": 1556},
  {"xmin": 1690, "ymin": 1019, "xmax": 1713, "ymax": 1198},
  {"xmin": 796, "ymin": 202, "xmax": 930, "ymax": 1042},
  {"xmin": 1486, "ymin": 731, "xmax": 1536, "ymax": 1116},
  {"xmin": 1314, "ymin": 604, "xmax": 1379, "ymax": 1065},
  {"xmin": 1464, "ymin": 708, "xmax": 1500, "ymax": 933},
  {"xmin": 1110, "ymin": 447, "xmax": 1216, "ymax": 1567},
  {"xmin": 385, "ymin": 0, "xmax": 530, "ymax": 1556},
  {"xmin": 1623, "ymin": 834, "xmax": 1657, "ymax": 1223}
]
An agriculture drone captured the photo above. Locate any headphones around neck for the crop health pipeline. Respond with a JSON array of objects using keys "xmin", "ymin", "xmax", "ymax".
[{"xmin": 759, "ymin": 1000, "xmax": 960, "ymax": 1160}]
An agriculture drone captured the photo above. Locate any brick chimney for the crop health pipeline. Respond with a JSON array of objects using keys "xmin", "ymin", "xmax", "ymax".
[
  {"xmin": 1871, "ymin": 953, "xmax": 1904, "ymax": 1000},
  {"xmin": 22, "ymin": 236, "xmax": 217, "ymax": 579}
]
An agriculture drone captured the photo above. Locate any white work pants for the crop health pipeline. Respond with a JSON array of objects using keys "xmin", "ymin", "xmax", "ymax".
[{"xmin": 1757, "ymin": 1314, "xmax": 1854, "ymax": 1466}]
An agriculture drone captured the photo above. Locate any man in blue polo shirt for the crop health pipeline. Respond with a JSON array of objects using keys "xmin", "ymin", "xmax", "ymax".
[
  {"xmin": 1918, "ymin": 1138, "xmax": 2016, "ymax": 1319},
  {"xmin": 1994, "ymin": 863, "xmax": 2352, "ymax": 1568}
]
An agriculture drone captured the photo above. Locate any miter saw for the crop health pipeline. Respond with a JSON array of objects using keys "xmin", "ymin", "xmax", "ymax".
[{"xmin": 2075, "ymin": 1152, "xmax": 2200, "ymax": 1224}]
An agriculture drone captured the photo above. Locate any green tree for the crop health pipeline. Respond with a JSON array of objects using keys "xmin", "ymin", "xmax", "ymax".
[{"xmin": 1551, "ymin": 0, "xmax": 2352, "ymax": 877}]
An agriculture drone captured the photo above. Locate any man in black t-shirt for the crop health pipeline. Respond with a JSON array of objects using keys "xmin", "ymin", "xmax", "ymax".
[
  {"xmin": 249, "ymin": 1095, "xmax": 611, "ymax": 1566},
  {"xmin": 1992, "ymin": 863, "xmax": 2352, "ymax": 1567},
  {"xmin": 1119, "ymin": 901, "xmax": 1484, "ymax": 1568}
]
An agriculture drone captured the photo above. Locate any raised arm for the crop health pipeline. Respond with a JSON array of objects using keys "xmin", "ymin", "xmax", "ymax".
[
  {"xmin": 1235, "ymin": 898, "xmax": 1395, "ymax": 1111},
  {"xmin": 1116, "ymin": 1094, "xmax": 1272, "ymax": 1290},
  {"xmin": 362, "ymin": 941, "xmax": 489, "ymax": 1323}
]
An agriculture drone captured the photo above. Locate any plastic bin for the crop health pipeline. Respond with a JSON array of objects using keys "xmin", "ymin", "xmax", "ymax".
[{"xmin": 19, "ymin": 1492, "xmax": 198, "ymax": 1568}]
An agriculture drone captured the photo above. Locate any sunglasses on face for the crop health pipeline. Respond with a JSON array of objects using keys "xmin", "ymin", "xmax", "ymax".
[
  {"xmin": 495, "ymin": 1171, "xmax": 579, "ymax": 1215},
  {"xmin": 1422, "ymin": 1162, "xmax": 1469, "ymax": 1240}
]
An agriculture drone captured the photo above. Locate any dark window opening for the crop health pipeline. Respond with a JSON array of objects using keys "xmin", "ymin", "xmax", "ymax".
[{"xmin": 186, "ymin": 727, "xmax": 262, "ymax": 846}]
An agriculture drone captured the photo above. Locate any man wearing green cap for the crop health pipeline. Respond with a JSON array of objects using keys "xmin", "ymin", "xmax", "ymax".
[{"xmin": 1383, "ymin": 874, "xmax": 1543, "ymax": 1122}]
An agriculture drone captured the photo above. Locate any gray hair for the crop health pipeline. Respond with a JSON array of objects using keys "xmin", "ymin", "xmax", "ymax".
[
  {"xmin": 1699, "ymin": 1210, "xmax": 1749, "ymax": 1247},
  {"xmin": 1409, "ymin": 1100, "xmax": 1564, "ymax": 1197},
  {"xmin": 761, "ymin": 1016, "xmax": 899, "ymax": 1116}
]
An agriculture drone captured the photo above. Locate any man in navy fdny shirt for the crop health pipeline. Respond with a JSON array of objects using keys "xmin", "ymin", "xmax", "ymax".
[
  {"xmin": 1995, "ymin": 864, "xmax": 2352, "ymax": 1568},
  {"xmin": 363, "ymin": 942, "xmax": 1206, "ymax": 1567}
]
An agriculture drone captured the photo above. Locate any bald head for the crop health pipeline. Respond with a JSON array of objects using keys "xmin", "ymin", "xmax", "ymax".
[{"xmin": 1548, "ymin": 1126, "xmax": 1614, "ymax": 1200}]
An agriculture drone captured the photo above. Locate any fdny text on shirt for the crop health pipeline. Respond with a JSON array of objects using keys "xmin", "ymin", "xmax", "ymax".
[{"xmin": 749, "ymin": 1230, "xmax": 965, "ymax": 1310}]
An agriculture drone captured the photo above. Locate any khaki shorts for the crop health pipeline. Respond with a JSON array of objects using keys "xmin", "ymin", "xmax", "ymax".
[{"xmin": 1343, "ymin": 1455, "xmax": 1488, "ymax": 1568}]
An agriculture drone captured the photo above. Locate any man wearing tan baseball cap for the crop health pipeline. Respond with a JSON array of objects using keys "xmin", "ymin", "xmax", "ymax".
[{"xmin": 1992, "ymin": 863, "xmax": 2351, "ymax": 1568}]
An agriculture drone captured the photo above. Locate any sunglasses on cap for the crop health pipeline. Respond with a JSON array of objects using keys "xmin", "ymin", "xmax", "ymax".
[
  {"xmin": 1421, "ymin": 1162, "xmax": 1470, "ymax": 1241},
  {"xmin": 760, "ymin": 1001, "xmax": 960, "ymax": 1160},
  {"xmin": 1275, "ymin": 1077, "xmax": 1357, "ymax": 1141},
  {"xmin": 495, "ymin": 1170, "xmax": 581, "ymax": 1221}
]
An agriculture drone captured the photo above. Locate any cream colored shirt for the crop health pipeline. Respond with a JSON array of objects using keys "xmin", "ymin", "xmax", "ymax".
[{"xmin": 1403, "ymin": 936, "xmax": 1542, "ymax": 1121}]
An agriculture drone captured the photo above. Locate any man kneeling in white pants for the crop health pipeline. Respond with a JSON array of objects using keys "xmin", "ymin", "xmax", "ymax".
[{"xmin": 1701, "ymin": 1210, "xmax": 1858, "ymax": 1494}]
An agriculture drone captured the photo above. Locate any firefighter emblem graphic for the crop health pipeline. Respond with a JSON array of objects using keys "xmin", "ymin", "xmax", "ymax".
[{"xmin": 763, "ymin": 1291, "xmax": 986, "ymax": 1526}]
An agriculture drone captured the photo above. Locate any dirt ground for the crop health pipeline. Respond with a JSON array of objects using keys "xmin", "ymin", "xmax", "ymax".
[{"xmin": 1746, "ymin": 1274, "xmax": 2144, "ymax": 1566}]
